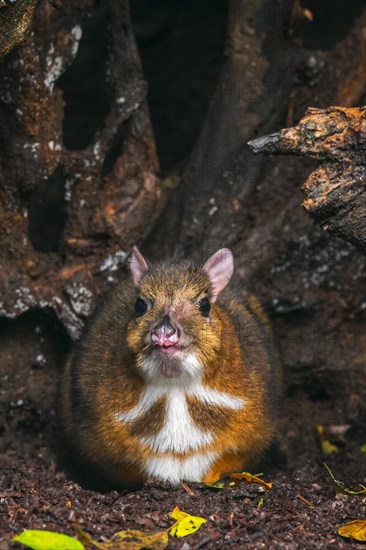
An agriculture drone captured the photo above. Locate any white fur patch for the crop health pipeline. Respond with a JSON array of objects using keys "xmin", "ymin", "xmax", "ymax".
[
  {"xmin": 139, "ymin": 352, "xmax": 203, "ymax": 382},
  {"xmin": 145, "ymin": 451, "xmax": 219, "ymax": 484},
  {"xmin": 116, "ymin": 353, "xmax": 245, "ymax": 460},
  {"xmin": 188, "ymin": 383, "xmax": 245, "ymax": 410},
  {"xmin": 142, "ymin": 385, "xmax": 213, "ymax": 452}
]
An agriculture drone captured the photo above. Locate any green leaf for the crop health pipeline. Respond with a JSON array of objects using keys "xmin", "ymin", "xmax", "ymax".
[
  {"xmin": 323, "ymin": 463, "xmax": 366, "ymax": 497},
  {"xmin": 204, "ymin": 482, "xmax": 224, "ymax": 490},
  {"xmin": 13, "ymin": 530, "xmax": 84, "ymax": 550},
  {"xmin": 257, "ymin": 498, "xmax": 264, "ymax": 509},
  {"xmin": 360, "ymin": 444, "xmax": 366, "ymax": 454}
]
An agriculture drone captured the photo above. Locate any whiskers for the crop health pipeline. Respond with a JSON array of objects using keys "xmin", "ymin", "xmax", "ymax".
[{"xmin": 142, "ymin": 342, "xmax": 153, "ymax": 353}]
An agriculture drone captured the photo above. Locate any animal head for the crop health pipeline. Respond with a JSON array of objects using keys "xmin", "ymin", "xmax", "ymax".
[{"xmin": 127, "ymin": 247, "xmax": 234, "ymax": 381}]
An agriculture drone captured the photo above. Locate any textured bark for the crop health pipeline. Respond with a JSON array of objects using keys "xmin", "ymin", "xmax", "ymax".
[
  {"xmin": 0, "ymin": 0, "xmax": 38, "ymax": 59},
  {"xmin": 248, "ymin": 106, "xmax": 366, "ymax": 254},
  {"xmin": 0, "ymin": 0, "xmax": 162, "ymax": 337}
]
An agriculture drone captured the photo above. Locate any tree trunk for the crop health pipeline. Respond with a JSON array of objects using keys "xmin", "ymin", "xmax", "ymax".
[{"xmin": 0, "ymin": 0, "xmax": 163, "ymax": 338}]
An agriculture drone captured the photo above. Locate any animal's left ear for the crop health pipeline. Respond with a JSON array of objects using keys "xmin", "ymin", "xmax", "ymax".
[
  {"xmin": 203, "ymin": 248, "xmax": 234, "ymax": 302},
  {"xmin": 130, "ymin": 246, "xmax": 148, "ymax": 286}
]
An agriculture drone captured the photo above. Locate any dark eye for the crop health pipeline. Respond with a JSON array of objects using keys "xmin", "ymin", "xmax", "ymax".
[
  {"xmin": 197, "ymin": 297, "xmax": 211, "ymax": 317},
  {"xmin": 134, "ymin": 297, "xmax": 148, "ymax": 317}
]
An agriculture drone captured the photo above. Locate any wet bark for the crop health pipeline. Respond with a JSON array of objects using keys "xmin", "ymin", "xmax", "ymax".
[{"xmin": 0, "ymin": 0, "xmax": 162, "ymax": 337}]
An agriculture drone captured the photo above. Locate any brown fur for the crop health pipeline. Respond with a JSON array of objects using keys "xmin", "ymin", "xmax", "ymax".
[{"xmin": 60, "ymin": 253, "xmax": 282, "ymax": 486}]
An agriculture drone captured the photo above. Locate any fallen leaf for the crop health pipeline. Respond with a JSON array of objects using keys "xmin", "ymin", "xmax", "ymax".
[
  {"xmin": 111, "ymin": 531, "xmax": 168, "ymax": 550},
  {"xmin": 338, "ymin": 520, "xmax": 366, "ymax": 541},
  {"xmin": 316, "ymin": 425, "xmax": 338, "ymax": 456},
  {"xmin": 321, "ymin": 440, "xmax": 338, "ymax": 456},
  {"xmin": 13, "ymin": 530, "xmax": 84, "ymax": 550},
  {"xmin": 324, "ymin": 463, "xmax": 366, "ymax": 497},
  {"xmin": 73, "ymin": 525, "xmax": 104, "ymax": 549},
  {"xmin": 229, "ymin": 472, "xmax": 272, "ymax": 490},
  {"xmin": 74, "ymin": 524, "xmax": 168, "ymax": 550},
  {"xmin": 204, "ymin": 482, "xmax": 225, "ymax": 490},
  {"xmin": 169, "ymin": 507, "xmax": 206, "ymax": 538}
]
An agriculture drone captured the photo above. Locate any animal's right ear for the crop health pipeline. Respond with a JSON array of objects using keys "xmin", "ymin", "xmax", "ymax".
[{"xmin": 130, "ymin": 246, "xmax": 148, "ymax": 286}]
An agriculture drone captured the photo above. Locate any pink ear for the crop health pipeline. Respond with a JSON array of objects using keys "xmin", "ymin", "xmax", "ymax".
[
  {"xmin": 130, "ymin": 246, "xmax": 148, "ymax": 285},
  {"xmin": 203, "ymin": 248, "xmax": 234, "ymax": 302}
]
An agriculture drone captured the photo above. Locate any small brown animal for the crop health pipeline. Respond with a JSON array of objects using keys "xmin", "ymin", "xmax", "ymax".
[{"xmin": 61, "ymin": 247, "xmax": 281, "ymax": 486}]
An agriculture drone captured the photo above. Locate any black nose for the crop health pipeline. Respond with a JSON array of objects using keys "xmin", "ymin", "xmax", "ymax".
[{"xmin": 153, "ymin": 315, "xmax": 176, "ymax": 338}]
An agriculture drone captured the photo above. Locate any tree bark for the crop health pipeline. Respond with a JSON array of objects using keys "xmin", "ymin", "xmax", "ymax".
[
  {"xmin": 175, "ymin": 0, "xmax": 295, "ymax": 258},
  {"xmin": 0, "ymin": 0, "xmax": 163, "ymax": 337},
  {"xmin": 248, "ymin": 106, "xmax": 366, "ymax": 254},
  {"xmin": 0, "ymin": 0, "xmax": 38, "ymax": 59}
]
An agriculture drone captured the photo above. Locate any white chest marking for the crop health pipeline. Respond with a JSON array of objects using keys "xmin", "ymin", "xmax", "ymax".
[
  {"xmin": 116, "ymin": 354, "xmax": 245, "ymax": 456},
  {"xmin": 142, "ymin": 386, "xmax": 212, "ymax": 452}
]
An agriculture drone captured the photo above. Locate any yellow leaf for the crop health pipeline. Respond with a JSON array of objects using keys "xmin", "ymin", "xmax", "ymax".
[
  {"xmin": 229, "ymin": 472, "xmax": 272, "ymax": 490},
  {"xmin": 112, "ymin": 530, "xmax": 168, "ymax": 550},
  {"xmin": 13, "ymin": 530, "xmax": 84, "ymax": 550},
  {"xmin": 321, "ymin": 439, "xmax": 338, "ymax": 456},
  {"xmin": 316, "ymin": 425, "xmax": 338, "ymax": 455},
  {"xmin": 338, "ymin": 520, "xmax": 366, "ymax": 541},
  {"xmin": 324, "ymin": 463, "xmax": 366, "ymax": 497},
  {"xmin": 169, "ymin": 507, "xmax": 206, "ymax": 538},
  {"xmin": 73, "ymin": 524, "xmax": 168, "ymax": 550}
]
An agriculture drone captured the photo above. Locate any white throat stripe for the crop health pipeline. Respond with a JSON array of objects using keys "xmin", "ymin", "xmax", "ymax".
[{"xmin": 116, "ymin": 354, "xmax": 245, "ymax": 454}]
